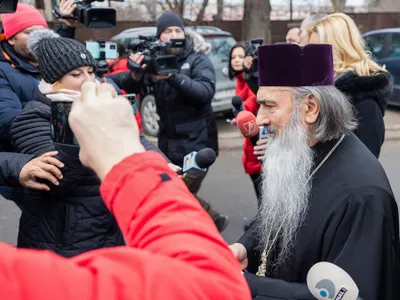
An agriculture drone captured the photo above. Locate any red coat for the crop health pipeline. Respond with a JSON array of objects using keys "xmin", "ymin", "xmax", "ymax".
[
  {"xmin": 236, "ymin": 73, "xmax": 262, "ymax": 175},
  {"xmin": 0, "ymin": 152, "xmax": 251, "ymax": 300},
  {"xmin": 107, "ymin": 58, "xmax": 143, "ymax": 133}
]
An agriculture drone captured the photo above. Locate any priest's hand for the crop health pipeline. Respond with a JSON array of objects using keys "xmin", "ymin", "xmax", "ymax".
[
  {"xmin": 229, "ymin": 243, "xmax": 248, "ymax": 270},
  {"xmin": 254, "ymin": 138, "xmax": 268, "ymax": 160},
  {"xmin": 69, "ymin": 82, "xmax": 145, "ymax": 181}
]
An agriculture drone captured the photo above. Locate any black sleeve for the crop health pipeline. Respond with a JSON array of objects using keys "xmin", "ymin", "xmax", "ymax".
[
  {"xmin": 10, "ymin": 103, "xmax": 85, "ymax": 195},
  {"xmin": 238, "ymin": 217, "xmax": 260, "ymax": 254},
  {"xmin": 166, "ymin": 54, "xmax": 216, "ymax": 105},
  {"xmin": 243, "ymin": 72, "xmax": 259, "ymax": 95},
  {"xmin": 0, "ymin": 152, "xmax": 34, "ymax": 186},
  {"xmin": 53, "ymin": 23, "xmax": 75, "ymax": 39},
  {"xmin": 353, "ymin": 99, "xmax": 385, "ymax": 158},
  {"xmin": 140, "ymin": 135, "xmax": 171, "ymax": 163},
  {"xmin": 106, "ymin": 72, "xmax": 143, "ymax": 94},
  {"xmin": 244, "ymin": 272, "xmax": 313, "ymax": 300}
]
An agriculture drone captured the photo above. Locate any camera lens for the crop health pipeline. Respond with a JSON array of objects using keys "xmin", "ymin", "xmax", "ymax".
[{"xmin": 110, "ymin": 45, "xmax": 116, "ymax": 50}]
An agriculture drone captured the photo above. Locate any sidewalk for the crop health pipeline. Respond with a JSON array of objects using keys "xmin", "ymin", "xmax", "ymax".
[{"xmin": 144, "ymin": 108, "xmax": 400, "ymax": 150}]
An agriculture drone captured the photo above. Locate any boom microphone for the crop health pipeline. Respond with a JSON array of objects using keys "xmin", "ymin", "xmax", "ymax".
[{"xmin": 307, "ymin": 262, "xmax": 364, "ymax": 300}]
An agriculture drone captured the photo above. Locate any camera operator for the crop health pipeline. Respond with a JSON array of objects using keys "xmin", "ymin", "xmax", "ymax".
[
  {"xmin": 109, "ymin": 12, "xmax": 229, "ymax": 232},
  {"xmin": 0, "ymin": 2, "xmax": 75, "ymax": 202}
]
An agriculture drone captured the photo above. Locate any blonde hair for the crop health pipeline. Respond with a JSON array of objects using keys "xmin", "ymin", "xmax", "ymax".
[{"xmin": 308, "ymin": 13, "xmax": 386, "ymax": 77}]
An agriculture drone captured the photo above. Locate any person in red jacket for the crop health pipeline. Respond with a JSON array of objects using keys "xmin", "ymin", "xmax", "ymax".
[
  {"xmin": 228, "ymin": 43, "xmax": 262, "ymax": 207},
  {"xmin": 0, "ymin": 82, "xmax": 251, "ymax": 300}
]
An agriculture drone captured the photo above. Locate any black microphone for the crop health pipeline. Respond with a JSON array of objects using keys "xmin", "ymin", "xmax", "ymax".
[
  {"xmin": 178, "ymin": 148, "xmax": 217, "ymax": 193},
  {"xmin": 232, "ymin": 96, "xmax": 243, "ymax": 117},
  {"xmin": 177, "ymin": 148, "xmax": 217, "ymax": 176}
]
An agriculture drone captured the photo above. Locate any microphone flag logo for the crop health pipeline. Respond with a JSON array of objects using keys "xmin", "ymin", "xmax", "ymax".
[
  {"xmin": 315, "ymin": 279, "xmax": 348, "ymax": 300},
  {"xmin": 243, "ymin": 120, "xmax": 257, "ymax": 135}
]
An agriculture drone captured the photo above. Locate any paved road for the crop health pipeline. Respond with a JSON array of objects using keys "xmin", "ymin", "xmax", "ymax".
[{"xmin": 1, "ymin": 140, "xmax": 399, "ymax": 246}]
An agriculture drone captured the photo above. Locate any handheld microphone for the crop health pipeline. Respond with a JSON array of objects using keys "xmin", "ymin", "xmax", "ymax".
[
  {"xmin": 181, "ymin": 148, "xmax": 217, "ymax": 175},
  {"xmin": 236, "ymin": 111, "xmax": 259, "ymax": 146},
  {"xmin": 307, "ymin": 262, "xmax": 364, "ymax": 300},
  {"xmin": 232, "ymin": 96, "xmax": 243, "ymax": 117}
]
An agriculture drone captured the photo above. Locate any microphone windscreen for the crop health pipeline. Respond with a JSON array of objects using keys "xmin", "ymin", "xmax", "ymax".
[
  {"xmin": 232, "ymin": 96, "xmax": 243, "ymax": 110},
  {"xmin": 195, "ymin": 148, "xmax": 217, "ymax": 169},
  {"xmin": 307, "ymin": 262, "xmax": 360, "ymax": 300},
  {"xmin": 236, "ymin": 111, "xmax": 259, "ymax": 138}
]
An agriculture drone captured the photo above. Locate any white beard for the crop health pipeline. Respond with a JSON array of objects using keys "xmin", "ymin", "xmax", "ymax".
[{"xmin": 258, "ymin": 112, "xmax": 314, "ymax": 267}]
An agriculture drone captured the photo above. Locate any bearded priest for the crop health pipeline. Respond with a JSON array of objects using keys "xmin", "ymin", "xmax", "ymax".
[{"xmin": 229, "ymin": 44, "xmax": 400, "ymax": 300}]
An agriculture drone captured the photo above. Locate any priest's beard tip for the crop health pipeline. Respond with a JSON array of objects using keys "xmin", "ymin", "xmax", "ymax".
[{"xmin": 259, "ymin": 113, "xmax": 314, "ymax": 267}]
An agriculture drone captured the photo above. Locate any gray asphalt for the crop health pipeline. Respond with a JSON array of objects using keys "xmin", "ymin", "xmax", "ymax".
[{"xmin": 1, "ymin": 140, "xmax": 399, "ymax": 246}]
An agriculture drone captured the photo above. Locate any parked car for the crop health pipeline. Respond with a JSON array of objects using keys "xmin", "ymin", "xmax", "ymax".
[
  {"xmin": 363, "ymin": 28, "xmax": 400, "ymax": 107},
  {"xmin": 111, "ymin": 26, "xmax": 237, "ymax": 136}
]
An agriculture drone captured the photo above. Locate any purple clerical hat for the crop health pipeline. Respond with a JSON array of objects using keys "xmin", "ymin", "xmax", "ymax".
[{"xmin": 258, "ymin": 44, "xmax": 334, "ymax": 87}]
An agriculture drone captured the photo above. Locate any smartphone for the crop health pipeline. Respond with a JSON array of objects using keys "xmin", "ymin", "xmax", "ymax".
[
  {"xmin": 124, "ymin": 93, "xmax": 137, "ymax": 115},
  {"xmin": 85, "ymin": 41, "xmax": 118, "ymax": 60}
]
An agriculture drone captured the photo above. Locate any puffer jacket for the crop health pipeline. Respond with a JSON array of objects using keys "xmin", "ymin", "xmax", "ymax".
[
  {"xmin": 335, "ymin": 71, "xmax": 393, "ymax": 158},
  {"xmin": 10, "ymin": 90, "xmax": 124, "ymax": 257},
  {"xmin": 109, "ymin": 32, "xmax": 218, "ymax": 165},
  {"xmin": 235, "ymin": 73, "xmax": 261, "ymax": 175}
]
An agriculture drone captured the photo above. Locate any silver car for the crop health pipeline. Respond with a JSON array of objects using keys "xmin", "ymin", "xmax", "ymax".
[{"xmin": 111, "ymin": 26, "xmax": 237, "ymax": 136}]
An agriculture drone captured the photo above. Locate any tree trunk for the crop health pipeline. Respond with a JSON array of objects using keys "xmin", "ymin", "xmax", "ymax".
[
  {"xmin": 215, "ymin": 0, "xmax": 224, "ymax": 21},
  {"xmin": 331, "ymin": 0, "xmax": 347, "ymax": 12},
  {"xmin": 35, "ymin": 0, "xmax": 45, "ymax": 9},
  {"xmin": 197, "ymin": 0, "xmax": 209, "ymax": 22},
  {"xmin": 242, "ymin": 0, "xmax": 272, "ymax": 44}
]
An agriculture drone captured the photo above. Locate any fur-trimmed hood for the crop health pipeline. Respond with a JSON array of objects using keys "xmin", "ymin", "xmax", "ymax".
[
  {"xmin": 185, "ymin": 30, "xmax": 212, "ymax": 54},
  {"xmin": 334, "ymin": 71, "xmax": 393, "ymax": 115}
]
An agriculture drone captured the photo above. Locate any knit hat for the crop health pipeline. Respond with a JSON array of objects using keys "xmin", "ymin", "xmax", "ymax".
[
  {"xmin": 2, "ymin": 4, "xmax": 48, "ymax": 39},
  {"xmin": 27, "ymin": 29, "xmax": 97, "ymax": 84},
  {"xmin": 156, "ymin": 12, "xmax": 185, "ymax": 38}
]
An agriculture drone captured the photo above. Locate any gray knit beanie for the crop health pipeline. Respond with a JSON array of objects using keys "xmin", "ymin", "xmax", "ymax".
[{"xmin": 27, "ymin": 29, "xmax": 96, "ymax": 84}]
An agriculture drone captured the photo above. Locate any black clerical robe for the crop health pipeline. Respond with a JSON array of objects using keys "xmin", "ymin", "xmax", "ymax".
[{"xmin": 239, "ymin": 133, "xmax": 400, "ymax": 300}]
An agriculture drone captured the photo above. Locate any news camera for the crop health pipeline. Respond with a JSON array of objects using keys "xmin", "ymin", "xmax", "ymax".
[
  {"xmin": 127, "ymin": 36, "xmax": 185, "ymax": 76},
  {"xmin": 243, "ymin": 38, "xmax": 263, "ymax": 78},
  {"xmin": 0, "ymin": 0, "xmax": 18, "ymax": 14},
  {"xmin": 54, "ymin": 0, "xmax": 124, "ymax": 29}
]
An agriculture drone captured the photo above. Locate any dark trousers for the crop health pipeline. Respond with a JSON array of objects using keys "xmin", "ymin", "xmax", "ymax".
[{"xmin": 249, "ymin": 173, "xmax": 262, "ymax": 209}]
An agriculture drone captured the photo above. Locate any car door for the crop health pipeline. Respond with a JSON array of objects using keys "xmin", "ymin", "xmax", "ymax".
[
  {"xmin": 380, "ymin": 32, "xmax": 400, "ymax": 106},
  {"xmin": 364, "ymin": 32, "xmax": 400, "ymax": 106}
]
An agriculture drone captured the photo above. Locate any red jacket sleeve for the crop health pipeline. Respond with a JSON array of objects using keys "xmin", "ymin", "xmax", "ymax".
[{"xmin": 0, "ymin": 152, "xmax": 251, "ymax": 300}]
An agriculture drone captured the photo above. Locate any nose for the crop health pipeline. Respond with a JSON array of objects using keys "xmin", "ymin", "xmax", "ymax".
[
  {"xmin": 82, "ymin": 72, "xmax": 91, "ymax": 81},
  {"xmin": 256, "ymin": 109, "xmax": 270, "ymax": 127}
]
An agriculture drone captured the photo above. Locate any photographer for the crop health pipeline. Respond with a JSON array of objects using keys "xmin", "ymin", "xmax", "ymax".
[{"xmin": 109, "ymin": 12, "xmax": 229, "ymax": 232}]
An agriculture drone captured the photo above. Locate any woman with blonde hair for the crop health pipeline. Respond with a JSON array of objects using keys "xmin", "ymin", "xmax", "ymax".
[{"xmin": 309, "ymin": 13, "xmax": 393, "ymax": 158}]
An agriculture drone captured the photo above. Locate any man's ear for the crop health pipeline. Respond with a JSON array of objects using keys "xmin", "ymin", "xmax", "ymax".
[
  {"xmin": 304, "ymin": 93, "xmax": 319, "ymax": 124},
  {"xmin": 8, "ymin": 37, "xmax": 15, "ymax": 46}
]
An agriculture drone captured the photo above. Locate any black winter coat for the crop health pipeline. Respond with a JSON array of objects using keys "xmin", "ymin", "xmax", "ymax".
[
  {"xmin": 335, "ymin": 71, "xmax": 393, "ymax": 158},
  {"xmin": 10, "ymin": 91, "xmax": 124, "ymax": 257},
  {"xmin": 110, "ymin": 37, "xmax": 219, "ymax": 165}
]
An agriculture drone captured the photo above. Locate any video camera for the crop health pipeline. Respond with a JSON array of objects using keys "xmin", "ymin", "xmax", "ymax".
[
  {"xmin": 243, "ymin": 38, "xmax": 263, "ymax": 78},
  {"xmin": 127, "ymin": 36, "xmax": 185, "ymax": 76},
  {"xmin": 54, "ymin": 0, "xmax": 124, "ymax": 29}
]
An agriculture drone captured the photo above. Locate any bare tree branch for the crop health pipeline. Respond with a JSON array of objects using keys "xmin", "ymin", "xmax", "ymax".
[{"xmin": 197, "ymin": 0, "xmax": 209, "ymax": 22}]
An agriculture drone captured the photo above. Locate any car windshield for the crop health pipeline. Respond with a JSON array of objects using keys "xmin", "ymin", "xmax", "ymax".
[{"xmin": 205, "ymin": 36, "xmax": 237, "ymax": 63}]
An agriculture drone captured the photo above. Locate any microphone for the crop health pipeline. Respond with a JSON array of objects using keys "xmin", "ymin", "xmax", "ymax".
[
  {"xmin": 181, "ymin": 148, "xmax": 217, "ymax": 175},
  {"xmin": 307, "ymin": 262, "xmax": 364, "ymax": 300},
  {"xmin": 232, "ymin": 96, "xmax": 243, "ymax": 117},
  {"xmin": 179, "ymin": 148, "xmax": 217, "ymax": 194},
  {"xmin": 236, "ymin": 111, "xmax": 259, "ymax": 146}
]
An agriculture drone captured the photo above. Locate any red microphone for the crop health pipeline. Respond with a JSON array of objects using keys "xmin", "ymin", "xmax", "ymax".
[{"xmin": 236, "ymin": 111, "xmax": 259, "ymax": 146}]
